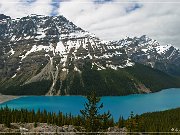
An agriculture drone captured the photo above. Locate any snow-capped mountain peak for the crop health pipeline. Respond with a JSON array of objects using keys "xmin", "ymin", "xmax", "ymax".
[{"xmin": 0, "ymin": 14, "xmax": 180, "ymax": 95}]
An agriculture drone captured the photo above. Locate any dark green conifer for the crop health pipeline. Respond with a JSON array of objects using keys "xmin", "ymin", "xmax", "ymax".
[{"xmin": 80, "ymin": 91, "xmax": 111, "ymax": 132}]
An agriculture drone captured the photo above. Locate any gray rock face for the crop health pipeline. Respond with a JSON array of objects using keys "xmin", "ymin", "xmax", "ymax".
[
  {"xmin": 0, "ymin": 123, "xmax": 79, "ymax": 134},
  {"xmin": 0, "ymin": 14, "xmax": 180, "ymax": 95},
  {"xmin": 0, "ymin": 14, "xmax": 132, "ymax": 95},
  {"xmin": 113, "ymin": 35, "xmax": 180, "ymax": 76}
]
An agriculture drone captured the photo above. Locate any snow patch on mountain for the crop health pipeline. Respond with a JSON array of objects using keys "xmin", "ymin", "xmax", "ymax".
[
  {"xmin": 20, "ymin": 44, "xmax": 54, "ymax": 60},
  {"xmin": 11, "ymin": 73, "xmax": 17, "ymax": 78},
  {"xmin": 8, "ymin": 48, "xmax": 15, "ymax": 56},
  {"xmin": 56, "ymin": 41, "xmax": 66, "ymax": 55},
  {"xmin": 156, "ymin": 45, "xmax": 171, "ymax": 54}
]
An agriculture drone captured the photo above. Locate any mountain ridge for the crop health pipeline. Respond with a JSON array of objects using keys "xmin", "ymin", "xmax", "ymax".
[{"xmin": 0, "ymin": 14, "xmax": 180, "ymax": 96}]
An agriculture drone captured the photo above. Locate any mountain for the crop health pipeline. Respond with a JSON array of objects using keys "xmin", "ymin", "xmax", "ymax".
[
  {"xmin": 0, "ymin": 14, "xmax": 180, "ymax": 96},
  {"xmin": 112, "ymin": 36, "xmax": 180, "ymax": 76}
]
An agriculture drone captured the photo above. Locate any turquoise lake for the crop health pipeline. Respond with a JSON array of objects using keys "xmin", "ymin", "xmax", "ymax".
[{"xmin": 0, "ymin": 88, "xmax": 180, "ymax": 121}]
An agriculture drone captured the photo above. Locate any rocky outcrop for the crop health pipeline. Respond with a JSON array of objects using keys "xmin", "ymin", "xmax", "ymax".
[
  {"xmin": 0, "ymin": 123, "xmax": 128, "ymax": 134},
  {"xmin": 113, "ymin": 35, "xmax": 180, "ymax": 76}
]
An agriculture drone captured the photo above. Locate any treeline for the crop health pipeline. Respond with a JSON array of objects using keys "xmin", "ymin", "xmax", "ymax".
[
  {"xmin": 0, "ymin": 106, "xmax": 80, "ymax": 128},
  {"xmin": 118, "ymin": 108, "xmax": 180, "ymax": 132},
  {"xmin": 2, "ymin": 106, "xmax": 180, "ymax": 132},
  {"xmin": 0, "ymin": 80, "xmax": 52, "ymax": 95},
  {"xmin": 125, "ymin": 63, "xmax": 180, "ymax": 92},
  {"xmin": 138, "ymin": 108, "xmax": 180, "ymax": 132},
  {"xmin": 0, "ymin": 106, "xmax": 113, "ymax": 130}
]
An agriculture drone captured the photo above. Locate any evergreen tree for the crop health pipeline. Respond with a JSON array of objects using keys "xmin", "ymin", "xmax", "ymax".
[
  {"xmin": 80, "ymin": 91, "xmax": 111, "ymax": 132},
  {"xmin": 118, "ymin": 116, "xmax": 125, "ymax": 128},
  {"xmin": 126, "ymin": 111, "xmax": 135, "ymax": 132},
  {"xmin": 34, "ymin": 121, "xmax": 37, "ymax": 128},
  {"xmin": 4, "ymin": 106, "xmax": 11, "ymax": 128}
]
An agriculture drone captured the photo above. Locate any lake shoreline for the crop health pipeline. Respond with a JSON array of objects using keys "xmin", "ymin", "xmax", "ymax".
[
  {"xmin": 0, "ymin": 88, "xmax": 179, "ymax": 104},
  {"xmin": 1, "ymin": 88, "xmax": 180, "ymax": 120},
  {"xmin": 0, "ymin": 88, "xmax": 179, "ymax": 99},
  {"xmin": 0, "ymin": 94, "xmax": 21, "ymax": 104}
]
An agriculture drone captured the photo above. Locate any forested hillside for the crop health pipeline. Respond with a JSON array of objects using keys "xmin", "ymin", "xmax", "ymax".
[
  {"xmin": 1, "ymin": 63, "xmax": 180, "ymax": 96},
  {"xmin": 139, "ymin": 108, "xmax": 180, "ymax": 132}
]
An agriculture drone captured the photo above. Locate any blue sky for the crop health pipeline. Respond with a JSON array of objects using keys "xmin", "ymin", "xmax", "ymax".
[
  {"xmin": 50, "ymin": 0, "xmax": 60, "ymax": 16},
  {"xmin": 0, "ymin": 0, "xmax": 180, "ymax": 48}
]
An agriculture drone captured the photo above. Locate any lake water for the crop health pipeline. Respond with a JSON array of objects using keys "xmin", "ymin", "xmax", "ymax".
[{"xmin": 1, "ymin": 88, "xmax": 180, "ymax": 121}]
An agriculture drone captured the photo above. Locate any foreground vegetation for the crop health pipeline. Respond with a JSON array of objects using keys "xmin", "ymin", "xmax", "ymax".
[
  {"xmin": 0, "ymin": 92, "xmax": 180, "ymax": 132},
  {"xmin": 0, "ymin": 92, "xmax": 114, "ymax": 132},
  {"xmin": 118, "ymin": 108, "xmax": 180, "ymax": 132},
  {"xmin": 139, "ymin": 108, "xmax": 180, "ymax": 132}
]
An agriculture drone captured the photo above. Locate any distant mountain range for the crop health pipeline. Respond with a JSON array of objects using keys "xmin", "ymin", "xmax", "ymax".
[{"xmin": 0, "ymin": 14, "xmax": 180, "ymax": 96}]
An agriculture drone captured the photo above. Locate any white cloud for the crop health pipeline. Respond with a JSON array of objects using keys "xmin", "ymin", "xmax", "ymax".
[
  {"xmin": 0, "ymin": 0, "xmax": 180, "ymax": 48},
  {"xmin": 58, "ymin": 0, "xmax": 180, "ymax": 48},
  {"xmin": 0, "ymin": 0, "xmax": 53, "ymax": 18}
]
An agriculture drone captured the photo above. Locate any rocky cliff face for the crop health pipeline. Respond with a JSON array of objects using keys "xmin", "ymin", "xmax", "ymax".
[
  {"xmin": 113, "ymin": 35, "xmax": 180, "ymax": 76},
  {"xmin": 0, "ymin": 14, "xmax": 180, "ymax": 95}
]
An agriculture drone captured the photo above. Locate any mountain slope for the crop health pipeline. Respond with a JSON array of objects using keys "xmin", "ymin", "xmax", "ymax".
[
  {"xmin": 1, "ymin": 63, "xmax": 180, "ymax": 96},
  {"xmin": 113, "ymin": 36, "xmax": 180, "ymax": 76},
  {"xmin": 0, "ymin": 14, "xmax": 180, "ymax": 96},
  {"xmin": 138, "ymin": 107, "xmax": 180, "ymax": 132}
]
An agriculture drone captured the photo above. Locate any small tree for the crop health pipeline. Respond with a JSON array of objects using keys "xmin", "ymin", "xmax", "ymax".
[
  {"xmin": 126, "ymin": 111, "xmax": 145, "ymax": 132},
  {"xmin": 118, "ymin": 116, "xmax": 125, "ymax": 128},
  {"xmin": 4, "ymin": 114, "xmax": 11, "ymax": 128},
  {"xmin": 80, "ymin": 91, "xmax": 111, "ymax": 132},
  {"xmin": 126, "ymin": 111, "xmax": 135, "ymax": 132},
  {"xmin": 4, "ymin": 106, "xmax": 11, "ymax": 128},
  {"xmin": 34, "ymin": 121, "xmax": 37, "ymax": 128}
]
